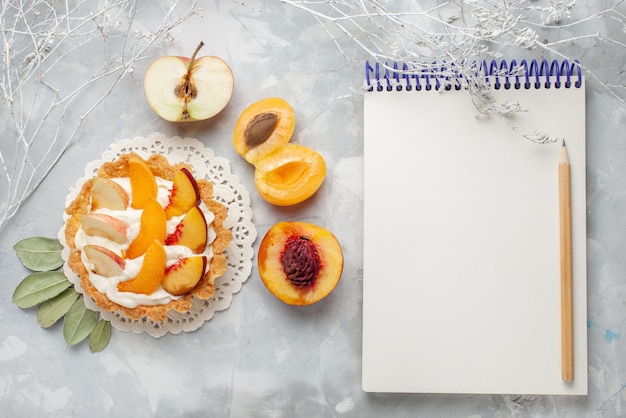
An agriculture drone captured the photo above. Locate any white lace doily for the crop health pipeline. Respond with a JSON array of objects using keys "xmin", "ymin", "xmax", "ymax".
[{"xmin": 58, "ymin": 133, "xmax": 256, "ymax": 338}]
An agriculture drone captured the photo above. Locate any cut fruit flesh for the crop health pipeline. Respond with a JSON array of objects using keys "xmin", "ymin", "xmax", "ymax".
[
  {"xmin": 129, "ymin": 156, "xmax": 157, "ymax": 209},
  {"xmin": 258, "ymin": 222, "xmax": 343, "ymax": 305},
  {"xmin": 118, "ymin": 239, "xmax": 166, "ymax": 295},
  {"xmin": 126, "ymin": 197, "xmax": 167, "ymax": 259},
  {"xmin": 162, "ymin": 256, "xmax": 207, "ymax": 296},
  {"xmin": 254, "ymin": 144, "xmax": 326, "ymax": 206},
  {"xmin": 233, "ymin": 97, "xmax": 295, "ymax": 165}
]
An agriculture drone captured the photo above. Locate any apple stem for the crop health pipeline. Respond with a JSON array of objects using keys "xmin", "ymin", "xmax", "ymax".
[{"xmin": 187, "ymin": 41, "xmax": 205, "ymax": 74}]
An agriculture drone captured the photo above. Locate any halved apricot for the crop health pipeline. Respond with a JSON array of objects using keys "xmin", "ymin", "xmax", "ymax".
[
  {"xmin": 258, "ymin": 222, "xmax": 343, "ymax": 305},
  {"xmin": 254, "ymin": 144, "xmax": 326, "ymax": 206},
  {"xmin": 233, "ymin": 97, "xmax": 295, "ymax": 165}
]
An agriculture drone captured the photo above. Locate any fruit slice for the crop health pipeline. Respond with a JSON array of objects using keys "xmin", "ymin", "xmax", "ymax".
[
  {"xmin": 143, "ymin": 42, "xmax": 234, "ymax": 122},
  {"xmin": 165, "ymin": 206, "xmax": 208, "ymax": 253},
  {"xmin": 118, "ymin": 240, "xmax": 166, "ymax": 295},
  {"xmin": 80, "ymin": 213, "xmax": 128, "ymax": 244},
  {"xmin": 164, "ymin": 167, "xmax": 201, "ymax": 219},
  {"xmin": 162, "ymin": 256, "xmax": 207, "ymax": 296},
  {"xmin": 254, "ymin": 143, "xmax": 326, "ymax": 206},
  {"xmin": 83, "ymin": 245, "xmax": 125, "ymax": 277},
  {"xmin": 126, "ymin": 197, "xmax": 167, "ymax": 259},
  {"xmin": 233, "ymin": 97, "xmax": 295, "ymax": 164},
  {"xmin": 90, "ymin": 177, "xmax": 129, "ymax": 210},
  {"xmin": 258, "ymin": 222, "xmax": 343, "ymax": 306},
  {"xmin": 129, "ymin": 156, "xmax": 157, "ymax": 209}
]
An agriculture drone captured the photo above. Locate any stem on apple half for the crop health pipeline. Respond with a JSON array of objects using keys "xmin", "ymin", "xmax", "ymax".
[{"xmin": 177, "ymin": 41, "xmax": 205, "ymax": 120}]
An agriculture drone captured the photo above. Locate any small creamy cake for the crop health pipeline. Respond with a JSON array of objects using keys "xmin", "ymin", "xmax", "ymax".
[{"xmin": 64, "ymin": 153, "xmax": 231, "ymax": 322}]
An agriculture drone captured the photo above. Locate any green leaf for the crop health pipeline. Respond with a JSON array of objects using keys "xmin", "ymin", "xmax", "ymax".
[
  {"xmin": 14, "ymin": 237, "xmax": 64, "ymax": 272},
  {"xmin": 12, "ymin": 272, "xmax": 72, "ymax": 308},
  {"xmin": 37, "ymin": 288, "xmax": 80, "ymax": 328},
  {"xmin": 89, "ymin": 320, "xmax": 111, "ymax": 353},
  {"xmin": 63, "ymin": 297, "xmax": 99, "ymax": 346}
]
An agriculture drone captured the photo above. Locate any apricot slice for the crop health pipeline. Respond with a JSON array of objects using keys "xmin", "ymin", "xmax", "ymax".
[
  {"xmin": 165, "ymin": 206, "xmax": 208, "ymax": 253},
  {"xmin": 162, "ymin": 256, "xmax": 207, "ymax": 296},
  {"xmin": 118, "ymin": 239, "xmax": 166, "ymax": 295},
  {"xmin": 254, "ymin": 144, "xmax": 326, "ymax": 206},
  {"xmin": 129, "ymin": 156, "xmax": 157, "ymax": 209},
  {"xmin": 126, "ymin": 198, "xmax": 166, "ymax": 259},
  {"xmin": 233, "ymin": 97, "xmax": 295, "ymax": 164},
  {"xmin": 258, "ymin": 222, "xmax": 343, "ymax": 305},
  {"xmin": 164, "ymin": 167, "xmax": 201, "ymax": 219}
]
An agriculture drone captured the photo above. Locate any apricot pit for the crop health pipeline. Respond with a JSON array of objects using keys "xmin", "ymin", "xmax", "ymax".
[
  {"xmin": 258, "ymin": 222, "xmax": 343, "ymax": 306},
  {"xmin": 233, "ymin": 97, "xmax": 295, "ymax": 164}
]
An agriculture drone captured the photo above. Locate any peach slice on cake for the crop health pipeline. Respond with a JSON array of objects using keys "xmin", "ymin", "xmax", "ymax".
[
  {"xmin": 118, "ymin": 239, "xmax": 166, "ymax": 295},
  {"xmin": 258, "ymin": 222, "xmax": 343, "ymax": 305},
  {"xmin": 254, "ymin": 144, "xmax": 326, "ymax": 206},
  {"xmin": 83, "ymin": 245, "xmax": 125, "ymax": 277},
  {"xmin": 80, "ymin": 213, "xmax": 127, "ymax": 244},
  {"xmin": 164, "ymin": 167, "xmax": 201, "ymax": 219},
  {"xmin": 165, "ymin": 206, "xmax": 207, "ymax": 253},
  {"xmin": 90, "ymin": 177, "xmax": 129, "ymax": 210},
  {"xmin": 129, "ymin": 156, "xmax": 157, "ymax": 209},
  {"xmin": 126, "ymin": 197, "xmax": 167, "ymax": 259},
  {"xmin": 162, "ymin": 256, "xmax": 207, "ymax": 296}
]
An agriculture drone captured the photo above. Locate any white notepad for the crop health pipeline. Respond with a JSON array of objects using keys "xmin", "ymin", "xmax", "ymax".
[{"xmin": 362, "ymin": 60, "xmax": 587, "ymax": 395}]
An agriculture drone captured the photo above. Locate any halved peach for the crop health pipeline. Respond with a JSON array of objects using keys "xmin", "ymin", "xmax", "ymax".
[
  {"xmin": 129, "ymin": 156, "xmax": 157, "ymax": 209},
  {"xmin": 254, "ymin": 144, "xmax": 326, "ymax": 206},
  {"xmin": 164, "ymin": 167, "xmax": 201, "ymax": 219},
  {"xmin": 165, "ymin": 206, "xmax": 207, "ymax": 253},
  {"xmin": 162, "ymin": 256, "xmax": 207, "ymax": 296},
  {"xmin": 126, "ymin": 197, "xmax": 167, "ymax": 259},
  {"xmin": 83, "ymin": 245, "xmax": 125, "ymax": 277},
  {"xmin": 258, "ymin": 222, "xmax": 343, "ymax": 305},
  {"xmin": 80, "ymin": 213, "xmax": 128, "ymax": 244},
  {"xmin": 91, "ymin": 177, "xmax": 129, "ymax": 210},
  {"xmin": 118, "ymin": 239, "xmax": 166, "ymax": 295},
  {"xmin": 233, "ymin": 97, "xmax": 295, "ymax": 165}
]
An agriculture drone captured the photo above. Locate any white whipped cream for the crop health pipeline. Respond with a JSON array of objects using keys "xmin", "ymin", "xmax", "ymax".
[{"xmin": 74, "ymin": 176, "xmax": 217, "ymax": 308}]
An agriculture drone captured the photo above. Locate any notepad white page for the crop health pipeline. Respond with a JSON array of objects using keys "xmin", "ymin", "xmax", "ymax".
[{"xmin": 362, "ymin": 80, "xmax": 587, "ymax": 394}]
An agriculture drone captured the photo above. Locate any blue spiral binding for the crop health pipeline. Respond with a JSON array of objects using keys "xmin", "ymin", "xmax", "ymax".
[{"xmin": 365, "ymin": 59, "xmax": 582, "ymax": 91}]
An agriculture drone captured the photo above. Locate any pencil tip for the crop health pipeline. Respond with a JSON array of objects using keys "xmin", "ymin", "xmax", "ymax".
[{"xmin": 562, "ymin": 139, "xmax": 566, "ymax": 147}]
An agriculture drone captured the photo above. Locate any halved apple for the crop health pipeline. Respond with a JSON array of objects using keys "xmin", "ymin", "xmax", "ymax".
[
  {"xmin": 90, "ymin": 177, "xmax": 129, "ymax": 210},
  {"xmin": 83, "ymin": 245, "xmax": 125, "ymax": 277},
  {"xmin": 165, "ymin": 206, "xmax": 207, "ymax": 253},
  {"xmin": 126, "ymin": 197, "xmax": 167, "ymax": 259},
  {"xmin": 118, "ymin": 239, "xmax": 166, "ymax": 295},
  {"xmin": 129, "ymin": 156, "xmax": 157, "ymax": 209},
  {"xmin": 165, "ymin": 167, "xmax": 201, "ymax": 219},
  {"xmin": 143, "ymin": 41, "xmax": 234, "ymax": 122},
  {"xmin": 162, "ymin": 256, "xmax": 207, "ymax": 296},
  {"xmin": 80, "ymin": 213, "xmax": 128, "ymax": 244}
]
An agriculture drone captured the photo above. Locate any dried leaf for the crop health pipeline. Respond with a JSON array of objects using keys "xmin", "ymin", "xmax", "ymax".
[
  {"xmin": 63, "ymin": 298, "xmax": 98, "ymax": 346},
  {"xmin": 89, "ymin": 320, "xmax": 111, "ymax": 353},
  {"xmin": 12, "ymin": 272, "xmax": 71, "ymax": 308},
  {"xmin": 14, "ymin": 237, "xmax": 64, "ymax": 272},
  {"xmin": 37, "ymin": 288, "xmax": 80, "ymax": 328}
]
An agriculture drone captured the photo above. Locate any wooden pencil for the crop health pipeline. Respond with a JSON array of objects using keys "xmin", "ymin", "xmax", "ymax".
[{"xmin": 559, "ymin": 140, "xmax": 573, "ymax": 381}]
